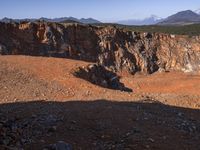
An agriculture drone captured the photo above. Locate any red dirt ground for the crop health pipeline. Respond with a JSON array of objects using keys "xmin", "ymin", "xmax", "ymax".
[
  {"xmin": 1, "ymin": 55, "xmax": 200, "ymax": 108},
  {"xmin": 0, "ymin": 55, "xmax": 200, "ymax": 149}
]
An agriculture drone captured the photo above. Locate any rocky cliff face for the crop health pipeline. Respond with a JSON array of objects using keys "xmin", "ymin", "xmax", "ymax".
[{"xmin": 0, "ymin": 22, "xmax": 200, "ymax": 74}]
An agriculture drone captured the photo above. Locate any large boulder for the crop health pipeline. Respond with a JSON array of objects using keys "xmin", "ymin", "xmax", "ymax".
[{"xmin": 74, "ymin": 64, "xmax": 132, "ymax": 92}]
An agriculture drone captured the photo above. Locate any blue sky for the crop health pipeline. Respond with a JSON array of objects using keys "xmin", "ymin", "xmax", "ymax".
[{"xmin": 0, "ymin": 0, "xmax": 200, "ymax": 21}]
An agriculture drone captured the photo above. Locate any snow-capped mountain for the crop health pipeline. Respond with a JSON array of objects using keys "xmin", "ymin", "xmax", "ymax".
[
  {"xmin": 117, "ymin": 15, "xmax": 163, "ymax": 25},
  {"xmin": 195, "ymin": 9, "xmax": 200, "ymax": 14}
]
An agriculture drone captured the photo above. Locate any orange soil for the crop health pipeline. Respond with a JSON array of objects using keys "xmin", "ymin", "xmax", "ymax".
[
  {"xmin": 1, "ymin": 55, "xmax": 200, "ymax": 150},
  {"xmin": 0, "ymin": 55, "xmax": 200, "ymax": 108}
]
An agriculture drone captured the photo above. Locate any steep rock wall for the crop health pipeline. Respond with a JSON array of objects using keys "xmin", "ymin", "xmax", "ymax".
[{"xmin": 0, "ymin": 22, "xmax": 200, "ymax": 74}]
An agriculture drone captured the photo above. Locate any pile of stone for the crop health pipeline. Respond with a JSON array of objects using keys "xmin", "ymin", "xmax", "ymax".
[{"xmin": 74, "ymin": 64, "xmax": 132, "ymax": 92}]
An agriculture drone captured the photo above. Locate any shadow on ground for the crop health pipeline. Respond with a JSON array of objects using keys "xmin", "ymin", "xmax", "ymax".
[{"xmin": 0, "ymin": 99, "xmax": 200, "ymax": 150}]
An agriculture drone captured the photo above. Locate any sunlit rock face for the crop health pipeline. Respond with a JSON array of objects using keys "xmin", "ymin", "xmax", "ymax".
[{"xmin": 1, "ymin": 22, "xmax": 200, "ymax": 74}]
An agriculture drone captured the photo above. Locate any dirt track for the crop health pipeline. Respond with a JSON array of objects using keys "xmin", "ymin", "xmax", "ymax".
[{"xmin": 0, "ymin": 55, "xmax": 200, "ymax": 149}]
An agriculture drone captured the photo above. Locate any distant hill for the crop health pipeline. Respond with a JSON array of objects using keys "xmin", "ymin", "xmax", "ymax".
[
  {"xmin": 117, "ymin": 15, "xmax": 163, "ymax": 25},
  {"xmin": 0, "ymin": 17, "xmax": 101, "ymax": 24},
  {"xmin": 79, "ymin": 18, "xmax": 101, "ymax": 24},
  {"xmin": 50, "ymin": 17, "xmax": 101, "ymax": 24},
  {"xmin": 118, "ymin": 10, "xmax": 200, "ymax": 26},
  {"xmin": 158, "ymin": 10, "xmax": 200, "ymax": 25}
]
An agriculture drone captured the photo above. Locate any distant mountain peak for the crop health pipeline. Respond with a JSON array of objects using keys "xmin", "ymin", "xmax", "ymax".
[
  {"xmin": 117, "ymin": 15, "xmax": 162, "ymax": 25},
  {"xmin": 158, "ymin": 10, "xmax": 200, "ymax": 25},
  {"xmin": 176, "ymin": 10, "xmax": 198, "ymax": 16},
  {"xmin": 195, "ymin": 8, "xmax": 200, "ymax": 14},
  {"xmin": 149, "ymin": 15, "xmax": 161, "ymax": 20},
  {"xmin": 79, "ymin": 18, "xmax": 101, "ymax": 24}
]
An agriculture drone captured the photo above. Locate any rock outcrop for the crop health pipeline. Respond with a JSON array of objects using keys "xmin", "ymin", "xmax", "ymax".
[
  {"xmin": 0, "ymin": 22, "xmax": 200, "ymax": 74},
  {"xmin": 74, "ymin": 64, "xmax": 132, "ymax": 92}
]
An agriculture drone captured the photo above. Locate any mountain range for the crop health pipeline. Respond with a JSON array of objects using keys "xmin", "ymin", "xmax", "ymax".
[
  {"xmin": 117, "ymin": 10, "xmax": 200, "ymax": 25},
  {"xmin": 0, "ymin": 17, "xmax": 101, "ymax": 24},
  {"xmin": 1, "ymin": 9, "xmax": 200, "ymax": 26}
]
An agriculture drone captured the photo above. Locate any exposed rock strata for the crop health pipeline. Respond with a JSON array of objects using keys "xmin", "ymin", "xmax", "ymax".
[{"xmin": 0, "ymin": 22, "xmax": 200, "ymax": 74}]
